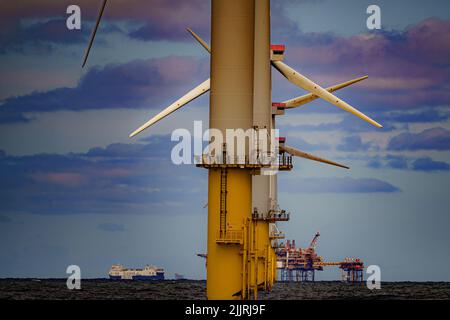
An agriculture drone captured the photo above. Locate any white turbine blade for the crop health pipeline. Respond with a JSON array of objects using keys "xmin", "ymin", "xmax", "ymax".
[
  {"xmin": 281, "ymin": 145, "xmax": 349, "ymax": 169},
  {"xmin": 129, "ymin": 79, "xmax": 210, "ymax": 138},
  {"xmin": 187, "ymin": 28, "xmax": 211, "ymax": 53},
  {"xmin": 283, "ymin": 76, "xmax": 368, "ymax": 108},
  {"xmin": 272, "ymin": 60, "xmax": 382, "ymax": 128}
]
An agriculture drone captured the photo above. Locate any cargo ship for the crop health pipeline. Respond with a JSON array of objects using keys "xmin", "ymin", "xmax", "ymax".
[{"xmin": 108, "ymin": 264, "xmax": 165, "ymax": 280}]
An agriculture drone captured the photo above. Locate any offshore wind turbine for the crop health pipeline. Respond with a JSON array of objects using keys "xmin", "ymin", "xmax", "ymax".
[{"xmin": 82, "ymin": 0, "xmax": 381, "ymax": 300}]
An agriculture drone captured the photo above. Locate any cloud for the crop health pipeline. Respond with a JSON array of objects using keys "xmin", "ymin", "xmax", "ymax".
[
  {"xmin": 366, "ymin": 155, "xmax": 405, "ymax": 170},
  {"xmin": 0, "ymin": 56, "xmax": 208, "ymax": 123},
  {"xmin": 337, "ymin": 135, "xmax": 372, "ymax": 152},
  {"xmin": 385, "ymin": 109, "xmax": 450, "ymax": 123},
  {"xmin": 30, "ymin": 172, "xmax": 88, "ymax": 188},
  {"xmin": 2, "ymin": 2, "xmax": 450, "ymax": 131},
  {"xmin": 281, "ymin": 177, "xmax": 400, "ymax": 193},
  {"xmin": 285, "ymin": 108, "xmax": 448, "ymax": 135},
  {"xmin": 0, "ymin": 135, "xmax": 206, "ymax": 215},
  {"xmin": 0, "ymin": 132, "xmax": 405, "ymax": 217},
  {"xmin": 411, "ymin": 157, "xmax": 450, "ymax": 172},
  {"xmin": 0, "ymin": 0, "xmax": 210, "ymax": 52},
  {"xmin": 273, "ymin": 18, "xmax": 450, "ymax": 116},
  {"xmin": 365, "ymin": 154, "xmax": 450, "ymax": 172},
  {"xmin": 282, "ymin": 114, "xmax": 397, "ymax": 133},
  {"xmin": 0, "ymin": 18, "xmax": 121, "ymax": 54},
  {"xmin": 285, "ymin": 137, "xmax": 330, "ymax": 151},
  {"xmin": 97, "ymin": 223, "xmax": 125, "ymax": 232},
  {"xmin": 385, "ymin": 155, "xmax": 409, "ymax": 170},
  {"xmin": 388, "ymin": 127, "xmax": 450, "ymax": 151}
]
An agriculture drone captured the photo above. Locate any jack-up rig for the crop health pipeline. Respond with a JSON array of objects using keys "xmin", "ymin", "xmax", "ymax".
[
  {"xmin": 276, "ymin": 233, "xmax": 365, "ymax": 283},
  {"xmin": 82, "ymin": 0, "xmax": 381, "ymax": 299}
]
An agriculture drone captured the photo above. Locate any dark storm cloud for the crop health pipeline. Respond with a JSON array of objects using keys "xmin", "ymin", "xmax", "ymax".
[
  {"xmin": 0, "ymin": 135, "xmax": 206, "ymax": 215},
  {"xmin": 281, "ymin": 177, "xmax": 400, "ymax": 193},
  {"xmin": 0, "ymin": 56, "xmax": 208, "ymax": 123},
  {"xmin": 387, "ymin": 127, "xmax": 450, "ymax": 151}
]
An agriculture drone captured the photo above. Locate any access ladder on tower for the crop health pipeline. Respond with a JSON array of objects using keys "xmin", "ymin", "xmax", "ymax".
[{"xmin": 219, "ymin": 168, "xmax": 227, "ymax": 235}]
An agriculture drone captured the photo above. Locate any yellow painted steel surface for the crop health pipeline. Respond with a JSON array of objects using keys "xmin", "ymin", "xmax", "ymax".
[
  {"xmin": 207, "ymin": 169, "xmax": 252, "ymax": 299},
  {"xmin": 255, "ymin": 221, "xmax": 270, "ymax": 290},
  {"xmin": 207, "ymin": 0, "xmax": 255, "ymax": 300}
]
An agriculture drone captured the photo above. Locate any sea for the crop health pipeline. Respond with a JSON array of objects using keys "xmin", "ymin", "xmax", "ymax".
[{"xmin": 1, "ymin": 279, "xmax": 449, "ymax": 300}]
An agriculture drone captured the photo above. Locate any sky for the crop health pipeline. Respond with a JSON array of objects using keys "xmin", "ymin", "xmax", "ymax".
[{"xmin": 1, "ymin": 0, "xmax": 450, "ymax": 281}]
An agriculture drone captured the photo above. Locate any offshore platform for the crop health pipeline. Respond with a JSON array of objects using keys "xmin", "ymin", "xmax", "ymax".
[
  {"xmin": 276, "ymin": 233, "xmax": 365, "ymax": 283},
  {"xmin": 83, "ymin": 0, "xmax": 381, "ymax": 300}
]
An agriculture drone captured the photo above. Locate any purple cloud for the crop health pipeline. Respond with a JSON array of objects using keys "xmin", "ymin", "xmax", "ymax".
[
  {"xmin": 0, "ymin": 56, "xmax": 208, "ymax": 123},
  {"xmin": 365, "ymin": 154, "xmax": 450, "ymax": 172},
  {"xmin": 275, "ymin": 18, "xmax": 450, "ymax": 114},
  {"xmin": 0, "ymin": 0, "xmax": 210, "ymax": 50},
  {"xmin": 388, "ymin": 127, "xmax": 450, "ymax": 151},
  {"xmin": 386, "ymin": 155, "xmax": 409, "ymax": 170},
  {"xmin": 0, "ymin": 135, "xmax": 206, "ymax": 215},
  {"xmin": 412, "ymin": 157, "xmax": 450, "ymax": 172},
  {"xmin": 0, "ymin": 19, "xmax": 88, "ymax": 54}
]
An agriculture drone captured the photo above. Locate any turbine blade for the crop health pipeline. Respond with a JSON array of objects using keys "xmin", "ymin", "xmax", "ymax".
[
  {"xmin": 283, "ymin": 76, "xmax": 368, "ymax": 108},
  {"xmin": 272, "ymin": 60, "xmax": 382, "ymax": 128},
  {"xmin": 281, "ymin": 145, "xmax": 349, "ymax": 169},
  {"xmin": 186, "ymin": 28, "xmax": 211, "ymax": 53},
  {"xmin": 129, "ymin": 79, "xmax": 210, "ymax": 138},
  {"xmin": 82, "ymin": 0, "xmax": 108, "ymax": 68}
]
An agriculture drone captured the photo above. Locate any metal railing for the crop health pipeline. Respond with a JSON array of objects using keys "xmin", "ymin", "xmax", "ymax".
[
  {"xmin": 252, "ymin": 210, "xmax": 290, "ymax": 221},
  {"xmin": 195, "ymin": 153, "xmax": 278, "ymax": 165},
  {"xmin": 216, "ymin": 230, "xmax": 244, "ymax": 244},
  {"xmin": 278, "ymin": 155, "xmax": 292, "ymax": 167}
]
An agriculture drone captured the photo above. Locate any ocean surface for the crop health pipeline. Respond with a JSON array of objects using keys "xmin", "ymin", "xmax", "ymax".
[{"xmin": 0, "ymin": 279, "xmax": 449, "ymax": 300}]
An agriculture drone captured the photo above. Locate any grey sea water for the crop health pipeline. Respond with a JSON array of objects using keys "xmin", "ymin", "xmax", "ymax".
[{"xmin": 0, "ymin": 279, "xmax": 449, "ymax": 300}]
